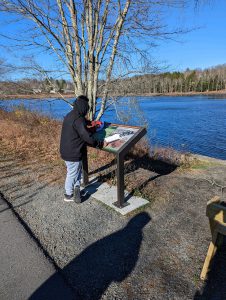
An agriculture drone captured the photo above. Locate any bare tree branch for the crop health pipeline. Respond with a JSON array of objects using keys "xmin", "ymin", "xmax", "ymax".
[{"xmin": 0, "ymin": 0, "xmax": 189, "ymax": 119}]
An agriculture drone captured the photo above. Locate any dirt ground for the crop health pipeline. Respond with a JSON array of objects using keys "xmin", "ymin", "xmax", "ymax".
[{"xmin": 1, "ymin": 140, "xmax": 226, "ymax": 300}]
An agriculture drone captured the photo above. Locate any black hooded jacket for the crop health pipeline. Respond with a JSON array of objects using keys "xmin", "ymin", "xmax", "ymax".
[{"xmin": 60, "ymin": 97, "xmax": 96, "ymax": 161}]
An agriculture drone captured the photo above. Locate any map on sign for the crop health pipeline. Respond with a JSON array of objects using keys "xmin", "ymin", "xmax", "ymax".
[{"xmin": 93, "ymin": 123, "xmax": 139, "ymax": 153}]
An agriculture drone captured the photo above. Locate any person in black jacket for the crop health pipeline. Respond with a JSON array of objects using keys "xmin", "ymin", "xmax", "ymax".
[{"xmin": 60, "ymin": 95, "xmax": 97, "ymax": 203}]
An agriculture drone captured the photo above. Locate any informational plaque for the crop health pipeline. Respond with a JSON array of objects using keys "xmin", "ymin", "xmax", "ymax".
[
  {"xmin": 93, "ymin": 123, "xmax": 140, "ymax": 153},
  {"xmin": 82, "ymin": 123, "xmax": 147, "ymax": 208}
]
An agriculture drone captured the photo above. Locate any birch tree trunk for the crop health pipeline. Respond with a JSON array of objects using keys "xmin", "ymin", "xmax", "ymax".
[{"xmin": 0, "ymin": 0, "xmax": 188, "ymax": 119}]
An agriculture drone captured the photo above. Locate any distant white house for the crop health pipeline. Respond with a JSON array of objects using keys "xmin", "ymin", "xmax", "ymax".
[
  {"xmin": 64, "ymin": 89, "xmax": 74, "ymax": 94},
  {"xmin": 33, "ymin": 89, "xmax": 42, "ymax": 94},
  {"xmin": 50, "ymin": 89, "xmax": 57, "ymax": 94}
]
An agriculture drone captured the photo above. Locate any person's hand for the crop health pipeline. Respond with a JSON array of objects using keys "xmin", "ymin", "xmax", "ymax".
[
  {"xmin": 95, "ymin": 140, "xmax": 108, "ymax": 149},
  {"xmin": 96, "ymin": 140, "xmax": 104, "ymax": 149}
]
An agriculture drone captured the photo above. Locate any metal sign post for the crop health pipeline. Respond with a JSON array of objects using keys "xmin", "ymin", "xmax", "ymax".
[
  {"xmin": 82, "ymin": 124, "xmax": 147, "ymax": 208},
  {"xmin": 82, "ymin": 146, "xmax": 89, "ymax": 187}
]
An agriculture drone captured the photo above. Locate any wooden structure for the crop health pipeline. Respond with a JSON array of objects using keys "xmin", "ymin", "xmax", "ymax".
[{"xmin": 200, "ymin": 196, "xmax": 226, "ymax": 280}]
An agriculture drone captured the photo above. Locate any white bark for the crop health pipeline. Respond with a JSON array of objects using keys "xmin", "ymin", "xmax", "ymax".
[{"xmin": 0, "ymin": 0, "xmax": 187, "ymax": 119}]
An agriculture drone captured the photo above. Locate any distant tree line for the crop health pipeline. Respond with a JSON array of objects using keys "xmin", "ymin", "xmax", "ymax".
[
  {"xmin": 1, "ymin": 64, "xmax": 226, "ymax": 96},
  {"xmin": 109, "ymin": 64, "xmax": 226, "ymax": 95},
  {"xmin": 0, "ymin": 78, "xmax": 73, "ymax": 95}
]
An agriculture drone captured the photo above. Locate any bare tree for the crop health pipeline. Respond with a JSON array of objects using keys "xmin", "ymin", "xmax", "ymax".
[
  {"xmin": 0, "ymin": 0, "xmax": 187, "ymax": 119},
  {"xmin": 0, "ymin": 58, "xmax": 12, "ymax": 79}
]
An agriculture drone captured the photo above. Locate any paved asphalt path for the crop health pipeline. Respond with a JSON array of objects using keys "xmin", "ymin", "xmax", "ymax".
[{"xmin": 0, "ymin": 195, "xmax": 74, "ymax": 300}]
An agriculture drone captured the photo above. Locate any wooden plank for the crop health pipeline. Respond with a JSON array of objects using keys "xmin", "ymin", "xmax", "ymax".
[{"xmin": 200, "ymin": 230, "xmax": 219, "ymax": 280}]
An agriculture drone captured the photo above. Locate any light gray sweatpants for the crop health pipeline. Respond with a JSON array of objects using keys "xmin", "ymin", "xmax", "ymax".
[{"xmin": 64, "ymin": 161, "xmax": 82, "ymax": 195}]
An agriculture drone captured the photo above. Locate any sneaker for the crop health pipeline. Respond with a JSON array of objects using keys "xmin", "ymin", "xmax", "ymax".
[
  {"xmin": 64, "ymin": 194, "xmax": 74, "ymax": 202},
  {"xmin": 74, "ymin": 186, "xmax": 81, "ymax": 203}
]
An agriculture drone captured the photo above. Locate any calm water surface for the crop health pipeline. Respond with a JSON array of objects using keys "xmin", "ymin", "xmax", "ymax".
[{"xmin": 1, "ymin": 95, "xmax": 226, "ymax": 160}]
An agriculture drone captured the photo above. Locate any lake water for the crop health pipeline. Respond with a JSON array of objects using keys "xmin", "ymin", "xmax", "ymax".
[{"xmin": 1, "ymin": 95, "xmax": 226, "ymax": 160}]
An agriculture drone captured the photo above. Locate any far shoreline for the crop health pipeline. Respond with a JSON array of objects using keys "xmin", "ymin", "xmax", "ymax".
[{"xmin": 1, "ymin": 89, "xmax": 226, "ymax": 100}]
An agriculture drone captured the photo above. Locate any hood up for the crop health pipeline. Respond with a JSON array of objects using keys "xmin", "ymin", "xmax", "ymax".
[{"xmin": 73, "ymin": 96, "xmax": 89, "ymax": 118}]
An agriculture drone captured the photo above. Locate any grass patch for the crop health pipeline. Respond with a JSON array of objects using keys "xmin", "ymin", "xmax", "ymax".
[
  {"xmin": 187, "ymin": 158, "xmax": 220, "ymax": 170},
  {"xmin": 191, "ymin": 162, "xmax": 211, "ymax": 170}
]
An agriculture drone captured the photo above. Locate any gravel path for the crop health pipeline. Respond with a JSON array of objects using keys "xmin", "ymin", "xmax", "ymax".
[{"xmin": 1, "ymin": 151, "xmax": 226, "ymax": 299}]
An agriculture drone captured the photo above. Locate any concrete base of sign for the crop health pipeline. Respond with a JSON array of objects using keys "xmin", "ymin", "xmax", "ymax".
[{"xmin": 81, "ymin": 179, "xmax": 149, "ymax": 215}]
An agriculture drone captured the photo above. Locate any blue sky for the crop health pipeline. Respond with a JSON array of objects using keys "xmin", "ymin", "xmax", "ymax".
[
  {"xmin": 155, "ymin": 0, "xmax": 226, "ymax": 71},
  {"xmin": 0, "ymin": 1, "xmax": 226, "ymax": 79}
]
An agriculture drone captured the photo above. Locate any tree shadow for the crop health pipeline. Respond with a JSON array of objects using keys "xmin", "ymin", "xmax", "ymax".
[
  {"xmin": 194, "ymin": 237, "xmax": 226, "ymax": 300},
  {"xmin": 88, "ymin": 159, "xmax": 115, "ymax": 176},
  {"xmin": 0, "ymin": 191, "xmax": 40, "ymax": 214},
  {"xmin": 29, "ymin": 212, "xmax": 151, "ymax": 300},
  {"xmin": 0, "ymin": 177, "xmax": 60, "ymax": 213}
]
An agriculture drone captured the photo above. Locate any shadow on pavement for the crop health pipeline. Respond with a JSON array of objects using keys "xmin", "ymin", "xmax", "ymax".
[{"xmin": 29, "ymin": 212, "xmax": 151, "ymax": 300}]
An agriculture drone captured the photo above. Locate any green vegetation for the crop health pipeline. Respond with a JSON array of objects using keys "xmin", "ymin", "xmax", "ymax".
[{"xmin": 109, "ymin": 64, "xmax": 226, "ymax": 95}]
